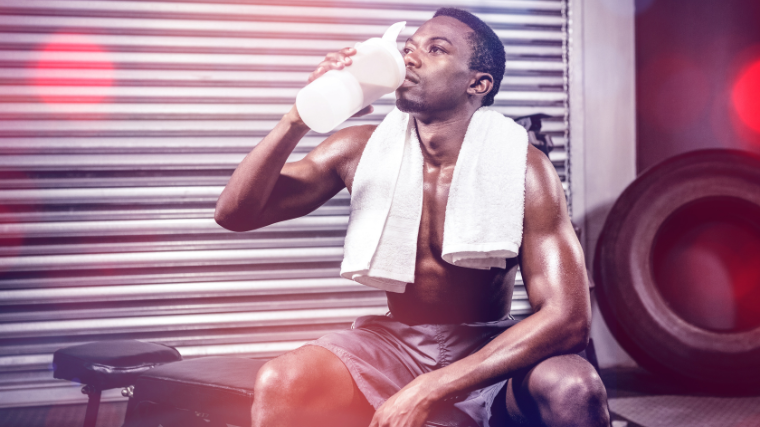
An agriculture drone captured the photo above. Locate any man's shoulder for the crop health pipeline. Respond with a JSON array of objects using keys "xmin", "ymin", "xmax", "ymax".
[
  {"xmin": 524, "ymin": 143, "xmax": 564, "ymax": 209},
  {"xmin": 339, "ymin": 123, "xmax": 377, "ymax": 148},
  {"xmin": 525, "ymin": 144, "xmax": 557, "ymax": 183},
  {"xmin": 306, "ymin": 124, "xmax": 377, "ymax": 189},
  {"xmin": 317, "ymin": 123, "xmax": 377, "ymax": 162}
]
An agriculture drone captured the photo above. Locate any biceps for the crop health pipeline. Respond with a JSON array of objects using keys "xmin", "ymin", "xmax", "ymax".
[
  {"xmin": 521, "ymin": 226, "xmax": 588, "ymax": 311},
  {"xmin": 259, "ymin": 160, "xmax": 344, "ymax": 222}
]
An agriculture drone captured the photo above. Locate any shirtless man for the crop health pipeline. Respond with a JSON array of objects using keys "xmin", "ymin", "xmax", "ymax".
[{"xmin": 215, "ymin": 8, "xmax": 609, "ymax": 427}]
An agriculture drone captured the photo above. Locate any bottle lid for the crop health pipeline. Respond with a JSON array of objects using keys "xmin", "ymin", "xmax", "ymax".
[{"xmin": 381, "ymin": 21, "xmax": 407, "ymax": 89}]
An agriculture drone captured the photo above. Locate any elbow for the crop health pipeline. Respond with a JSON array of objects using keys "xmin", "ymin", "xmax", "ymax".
[
  {"xmin": 214, "ymin": 204, "xmax": 236, "ymax": 231},
  {"xmin": 214, "ymin": 206, "xmax": 232, "ymax": 230},
  {"xmin": 539, "ymin": 304, "xmax": 591, "ymax": 354},
  {"xmin": 569, "ymin": 317, "xmax": 591, "ymax": 353},
  {"xmin": 562, "ymin": 311, "xmax": 591, "ymax": 354},
  {"xmin": 214, "ymin": 199, "xmax": 252, "ymax": 232}
]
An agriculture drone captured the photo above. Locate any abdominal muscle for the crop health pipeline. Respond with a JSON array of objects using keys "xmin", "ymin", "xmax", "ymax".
[
  {"xmin": 385, "ymin": 178, "xmax": 517, "ymax": 325},
  {"xmin": 386, "ymin": 255, "xmax": 516, "ymax": 325}
]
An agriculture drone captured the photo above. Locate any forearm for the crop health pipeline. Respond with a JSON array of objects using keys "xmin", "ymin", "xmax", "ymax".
[
  {"xmin": 423, "ymin": 228, "xmax": 591, "ymax": 404},
  {"xmin": 422, "ymin": 307, "xmax": 589, "ymax": 403},
  {"xmin": 215, "ymin": 106, "xmax": 310, "ymax": 231}
]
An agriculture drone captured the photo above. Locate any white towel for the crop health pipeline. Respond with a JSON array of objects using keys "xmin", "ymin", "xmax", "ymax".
[{"xmin": 340, "ymin": 107, "xmax": 529, "ymax": 293}]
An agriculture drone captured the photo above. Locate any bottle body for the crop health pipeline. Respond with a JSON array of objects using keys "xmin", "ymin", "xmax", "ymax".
[
  {"xmin": 296, "ymin": 24, "xmax": 406, "ymax": 133},
  {"xmin": 296, "ymin": 69, "xmax": 364, "ymax": 134}
]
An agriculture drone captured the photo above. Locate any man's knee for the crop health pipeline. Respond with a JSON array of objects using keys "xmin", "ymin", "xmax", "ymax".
[
  {"xmin": 529, "ymin": 355, "xmax": 609, "ymax": 426},
  {"xmin": 251, "ymin": 345, "xmax": 372, "ymax": 427},
  {"xmin": 253, "ymin": 357, "xmax": 295, "ymax": 403},
  {"xmin": 254, "ymin": 347, "xmax": 321, "ymax": 404},
  {"xmin": 253, "ymin": 345, "xmax": 356, "ymax": 407},
  {"xmin": 544, "ymin": 367, "xmax": 607, "ymax": 424}
]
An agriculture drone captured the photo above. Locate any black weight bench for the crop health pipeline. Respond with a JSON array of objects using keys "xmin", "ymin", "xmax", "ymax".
[
  {"xmin": 53, "ymin": 340, "xmax": 477, "ymax": 427},
  {"xmin": 52, "ymin": 340, "xmax": 182, "ymax": 427}
]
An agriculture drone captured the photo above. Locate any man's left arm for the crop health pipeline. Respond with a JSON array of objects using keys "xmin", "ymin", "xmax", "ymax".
[{"xmin": 369, "ymin": 145, "xmax": 591, "ymax": 427}]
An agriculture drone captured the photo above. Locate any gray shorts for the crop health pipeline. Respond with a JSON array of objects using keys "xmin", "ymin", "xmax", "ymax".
[{"xmin": 308, "ymin": 313, "xmax": 520, "ymax": 427}]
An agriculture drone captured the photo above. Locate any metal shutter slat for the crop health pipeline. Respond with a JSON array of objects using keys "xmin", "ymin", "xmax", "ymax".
[
  {"xmin": 2, "ymin": 216, "xmax": 349, "ymax": 237},
  {"xmin": 4, "ymin": 2, "xmax": 566, "ymax": 26},
  {"xmin": 0, "ymin": 16, "xmax": 566, "ymax": 42},
  {"xmin": 0, "ymin": 69, "xmax": 565, "ymax": 86},
  {"xmin": 0, "ymin": 278, "xmax": 370, "ymax": 305}
]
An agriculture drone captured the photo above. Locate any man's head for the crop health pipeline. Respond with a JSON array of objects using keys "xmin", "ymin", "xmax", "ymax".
[
  {"xmin": 433, "ymin": 8, "xmax": 505, "ymax": 107},
  {"xmin": 395, "ymin": 8, "xmax": 505, "ymax": 114}
]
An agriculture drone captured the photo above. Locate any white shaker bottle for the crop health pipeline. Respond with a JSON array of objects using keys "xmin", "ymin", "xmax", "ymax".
[{"xmin": 296, "ymin": 22, "xmax": 407, "ymax": 133}]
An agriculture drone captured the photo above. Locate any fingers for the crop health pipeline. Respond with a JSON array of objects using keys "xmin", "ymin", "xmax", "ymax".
[
  {"xmin": 307, "ymin": 47, "xmax": 357, "ymax": 83},
  {"xmin": 326, "ymin": 47, "xmax": 357, "ymax": 64}
]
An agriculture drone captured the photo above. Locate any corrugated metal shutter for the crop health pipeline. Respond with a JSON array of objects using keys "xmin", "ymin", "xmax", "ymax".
[{"xmin": 0, "ymin": 0, "xmax": 569, "ymax": 408}]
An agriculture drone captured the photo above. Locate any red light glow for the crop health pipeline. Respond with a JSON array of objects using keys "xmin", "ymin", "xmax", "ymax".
[
  {"xmin": 638, "ymin": 54, "xmax": 710, "ymax": 132},
  {"xmin": 32, "ymin": 33, "xmax": 114, "ymax": 105},
  {"xmin": 732, "ymin": 59, "xmax": 760, "ymax": 134},
  {"xmin": 652, "ymin": 197, "xmax": 760, "ymax": 332}
]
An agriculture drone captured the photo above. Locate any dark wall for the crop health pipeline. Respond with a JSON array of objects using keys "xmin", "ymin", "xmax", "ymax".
[{"xmin": 636, "ymin": 0, "xmax": 760, "ymax": 172}]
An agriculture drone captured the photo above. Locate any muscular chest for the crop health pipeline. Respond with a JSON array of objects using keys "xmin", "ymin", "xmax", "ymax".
[{"xmin": 418, "ymin": 163, "xmax": 454, "ymax": 251}]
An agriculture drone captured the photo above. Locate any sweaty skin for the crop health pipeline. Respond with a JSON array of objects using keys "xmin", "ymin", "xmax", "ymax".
[{"xmin": 216, "ymin": 15, "xmax": 606, "ymax": 427}]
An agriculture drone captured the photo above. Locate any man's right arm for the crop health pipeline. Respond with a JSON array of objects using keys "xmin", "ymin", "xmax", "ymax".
[
  {"xmin": 214, "ymin": 107, "xmax": 310, "ymax": 231},
  {"xmin": 216, "ymin": 105, "xmax": 377, "ymax": 232},
  {"xmin": 215, "ymin": 47, "xmax": 372, "ymax": 232}
]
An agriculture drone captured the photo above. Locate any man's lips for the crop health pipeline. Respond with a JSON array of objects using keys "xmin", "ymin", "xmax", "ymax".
[{"xmin": 401, "ymin": 72, "xmax": 419, "ymax": 88}]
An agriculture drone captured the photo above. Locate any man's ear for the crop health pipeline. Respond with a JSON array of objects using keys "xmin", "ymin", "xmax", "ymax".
[{"xmin": 467, "ymin": 72, "xmax": 494, "ymax": 99}]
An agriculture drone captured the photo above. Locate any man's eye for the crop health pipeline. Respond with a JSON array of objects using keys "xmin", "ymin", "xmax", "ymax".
[
  {"xmin": 402, "ymin": 47, "xmax": 412, "ymax": 54},
  {"xmin": 430, "ymin": 46, "xmax": 444, "ymax": 53}
]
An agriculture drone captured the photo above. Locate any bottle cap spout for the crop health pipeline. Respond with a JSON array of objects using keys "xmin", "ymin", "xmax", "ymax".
[{"xmin": 382, "ymin": 21, "xmax": 406, "ymax": 45}]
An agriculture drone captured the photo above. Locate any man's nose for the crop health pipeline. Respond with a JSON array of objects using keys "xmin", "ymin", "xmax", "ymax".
[{"xmin": 404, "ymin": 51, "xmax": 420, "ymax": 68}]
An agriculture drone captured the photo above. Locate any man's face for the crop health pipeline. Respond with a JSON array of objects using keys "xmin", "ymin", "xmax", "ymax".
[{"xmin": 395, "ymin": 16, "xmax": 475, "ymax": 114}]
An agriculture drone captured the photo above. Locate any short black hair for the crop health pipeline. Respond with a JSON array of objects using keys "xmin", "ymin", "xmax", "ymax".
[{"xmin": 433, "ymin": 7, "xmax": 505, "ymax": 106}]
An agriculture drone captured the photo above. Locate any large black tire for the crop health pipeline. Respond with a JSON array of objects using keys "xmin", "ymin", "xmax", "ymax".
[{"xmin": 594, "ymin": 149, "xmax": 760, "ymax": 388}]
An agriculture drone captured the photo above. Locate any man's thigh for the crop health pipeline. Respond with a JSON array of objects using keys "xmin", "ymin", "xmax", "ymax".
[{"xmin": 504, "ymin": 354, "xmax": 608, "ymax": 426}]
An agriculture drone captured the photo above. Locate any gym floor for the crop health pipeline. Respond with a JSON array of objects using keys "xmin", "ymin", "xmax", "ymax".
[
  {"xmin": 604, "ymin": 367, "xmax": 760, "ymax": 427},
  {"xmin": 1, "ymin": 367, "xmax": 759, "ymax": 427}
]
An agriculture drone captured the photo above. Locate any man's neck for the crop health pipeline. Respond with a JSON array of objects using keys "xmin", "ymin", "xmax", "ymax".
[{"xmin": 412, "ymin": 104, "xmax": 480, "ymax": 167}]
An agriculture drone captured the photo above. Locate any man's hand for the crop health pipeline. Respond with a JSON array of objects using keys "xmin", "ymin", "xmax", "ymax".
[
  {"xmin": 308, "ymin": 46, "xmax": 356, "ymax": 82},
  {"xmin": 215, "ymin": 43, "xmax": 382, "ymax": 232},
  {"xmin": 306, "ymin": 46, "xmax": 373, "ymax": 118},
  {"xmin": 369, "ymin": 374, "xmax": 439, "ymax": 427}
]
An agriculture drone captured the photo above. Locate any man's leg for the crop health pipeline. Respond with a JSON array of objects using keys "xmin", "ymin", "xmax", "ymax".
[
  {"xmin": 505, "ymin": 354, "xmax": 610, "ymax": 427},
  {"xmin": 251, "ymin": 345, "xmax": 375, "ymax": 427}
]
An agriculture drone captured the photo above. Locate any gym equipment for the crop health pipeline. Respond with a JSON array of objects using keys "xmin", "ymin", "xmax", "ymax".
[
  {"xmin": 594, "ymin": 149, "xmax": 760, "ymax": 388},
  {"xmin": 52, "ymin": 340, "xmax": 182, "ymax": 427}
]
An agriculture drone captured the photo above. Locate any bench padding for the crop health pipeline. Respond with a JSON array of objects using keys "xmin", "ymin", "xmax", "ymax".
[
  {"xmin": 53, "ymin": 340, "xmax": 181, "ymax": 390},
  {"xmin": 134, "ymin": 356, "xmax": 265, "ymax": 427}
]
